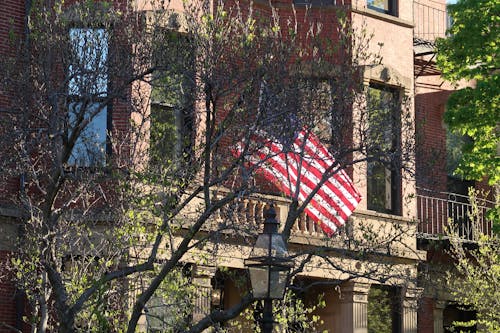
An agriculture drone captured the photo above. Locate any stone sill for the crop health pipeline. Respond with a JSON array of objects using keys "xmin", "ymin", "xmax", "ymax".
[
  {"xmin": 0, "ymin": 205, "xmax": 21, "ymax": 218},
  {"xmin": 352, "ymin": 5, "xmax": 413, "ymax": 29},
  {"xmin": 353, "ymin": 209, "xmax": 417, "ymax": 224}
]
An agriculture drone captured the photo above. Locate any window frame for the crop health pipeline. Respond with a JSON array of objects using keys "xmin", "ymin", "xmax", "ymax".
[
  {"xmin": 367, "ymin": 284, "xmax": 402, "ymax": 333},
  {"xmin": 366, "ymin": 83, "xmax": 402, "ymax": 215},
  {"xmin": 367, "ymin": 0, "xmax": 398, "ymax": 17},
  {"xmin": 148, "ymin": 32, "xmax": 196, "ymax": 171},
  {"xmin": 293, "ymin": 0, "xmax": 336, "ymax": 6},
  {"xmin": 67, "ymin": 27, "xmax": 111, "ymax": 168}
]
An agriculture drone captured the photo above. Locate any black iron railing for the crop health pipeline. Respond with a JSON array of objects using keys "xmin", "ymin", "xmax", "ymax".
[
  {"xmin": 414, "ymin": 1, "xmax": 451, "ymax": 41},
  {"xmin": 417, "ymin": 187, "xmax": 494, "ymax": 241}
]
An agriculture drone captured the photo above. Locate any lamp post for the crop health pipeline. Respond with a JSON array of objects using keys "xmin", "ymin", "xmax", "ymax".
[{"xmin": 245, "ymin": 205, "xmax": 293, "ymax": 333}]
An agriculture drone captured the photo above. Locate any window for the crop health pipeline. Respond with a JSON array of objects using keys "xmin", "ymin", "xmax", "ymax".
[
  {"xmin": 144, "ymin": 266, "xmax": 194, "ymax": 332},
  {"xmin": 258, "ymin": 77, "xmax": 334, "ymax": 144},
  {"xmin": 446, "ymin": 129, "xmax": 473, "ymax": 193},
  {"xmin": 367, "ymin": 84, "xmax": 401, "ymax": 215},
  {"xmin": 68, "ymin": 28, "xmax": 109, "ymax": 167},
  {"xmin": 293, "ymin": 0, "xmax": 335, "ymax": 6},
  {"xmin": 368, "ymin": 285, "xmax": 402, "ymax": 333},
  {"xmin": 367, "ymin": 0, "xmax": 398, "ymax": 16},
  {"xmin": 149, "ymin": 33, "xmax": 194, "ymax": 171}
]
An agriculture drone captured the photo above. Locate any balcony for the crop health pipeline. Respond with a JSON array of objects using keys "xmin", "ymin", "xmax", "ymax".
[
  {"xmin": 413, "ymin": 1, "xmax": 450, "ymax": 42},
  {"xmin": 213, "ymin": 190, "xmax": 420, "ymax": 260},
  {"xmin": 216, "ymin": 193, "xmax": 323, "ymax": 237},
  {"xmin": 417, "ymin": 188, "xmax": 495, "ymax": 242}
]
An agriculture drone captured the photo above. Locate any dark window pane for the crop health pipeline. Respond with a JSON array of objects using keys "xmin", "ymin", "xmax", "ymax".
[
  {"xmin": 258, "ymin": 78, "xmax": 334, "ymax": 145},
  {"xmin": 443, "ymin": 304, "xmax": 477, "ymax": 333},
  {"xmin": 293, "ymin": 0, "xmax": 335, "ymax": 6},
  {"xmin": 69, "ymin": 28, "xmax": 108, "ymax": 97},
  {"xmin": 258, "ymin": 79, "xmax": 301, "ymax": 145},
  {"xmin": 150, "ymin": 103, "xmax": 187, "ymax": 167},
  {"xmin": 150, "ymin": 33, "xmax": 194, "ymax": 170},
  {"xmin": 367, "ymin": 84, "xmax": 400, "ymax": 215},
  {"xmin": 368, "ymin": 0, "xmax": 397, "ymax": 16},
  {"xmin": 368, "ymin": 86, "xmax": 397, "ymax": 150},
  {"xmin": 445, "ymin": 129, "xmax": 472, "ymax": 177},
  {"xmin": 68, "ymin": 103, "xmax": 108, "ymax": 167},
  {"xmin": 367, "ymin": 161, "xmax": 391, "ymax": 212},
  {"xmin": 368, "ymin": 285, "xmax": 401, "ymax": 333}
]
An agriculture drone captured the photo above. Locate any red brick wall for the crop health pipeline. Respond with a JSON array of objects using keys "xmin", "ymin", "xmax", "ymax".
[
  {"xmin": 0, "ymin": 1, "xmax": 24, "ymax": 328},
  {"xmin": 0, "ymin": 0, "xmax": 133, "ymax": 329},
  {"xmin": 418, "ymin": 296, "xmax": 435, "ymax": 333},
  {"xmin": 0, "ymin": 251, "xmax": 25, "ymax": 333},
  {"xmin": 415, "ymin": 87, "xmax": 493, "ymax": 196},
  {"xmin": 0, "ymin": 0, "xmax": 24, "ymax": 204},
  {"xmin": 0, "ymin": 0, "xmax": 24, "ymax": 53},
  {"xmin": 415, "ymin": 90, "xmax": 451, "ymax": 192}
]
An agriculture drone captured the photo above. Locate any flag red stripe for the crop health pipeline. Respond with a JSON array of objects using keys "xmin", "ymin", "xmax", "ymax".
[
  {"xmin": 276, "ymin": 147, "xmax": 351, "ymax": 224},
  {"xmin": 259, "ymin": 145, "xmax": 344, "ymax": 227},
  {"xmin": 258, "ymin": 141, "xmax": 347, "ymax": 228},
  {"xmin": 234, "ymin": 128, "xmax": 361, "ymax": 236},
  {"xmin": 295, "ymin": 131, "xmax": 361, "ymax": 204},
  {"xmin": 297, "ymin": 131, "xmax": 361, "ymax": 200}
]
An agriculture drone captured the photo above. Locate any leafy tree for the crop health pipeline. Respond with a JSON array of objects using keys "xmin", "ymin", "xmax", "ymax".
[
  {"xmin": 367, "ymin": 287, "xmax": 393, "ymax": 333},
  {"xmin": 233, "ymin": 289, "xmax": 327, "ymax": 333},
  {"xmin": 444, "ymin": 190, "xmax": 500, "ymax": 332},
  {"xmin": 0, "ymin": 0, "xmax": 418, "ymax": 332},
  {"xmin": 436, "ymin": 0, "xmax": 500, "ymax": 185},
  {"xmin": 436, "ymin": 4, "xmax": 500, "ymax": 329}
]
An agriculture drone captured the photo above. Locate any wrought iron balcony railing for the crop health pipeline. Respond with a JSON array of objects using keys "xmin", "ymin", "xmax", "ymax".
[
  {"xmin": 414, "ymin": 1, "xmax": 451, "ymax": 41},
  {"xmin": 417, "ymin": 187, "xmax": 495, "ymax": 241}
]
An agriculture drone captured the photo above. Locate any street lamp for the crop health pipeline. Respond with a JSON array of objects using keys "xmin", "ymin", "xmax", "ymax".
[{"xmin": 245, "ymin": 205, "xmax": 293, "ymax": 333}]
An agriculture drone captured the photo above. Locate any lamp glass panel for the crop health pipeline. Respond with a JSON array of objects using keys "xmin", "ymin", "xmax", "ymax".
[
  {"xmin": 250, "ymin": 234, "xmax": 289, "ymax": 259},
  {"xmin": 248, "ymin": 266, "xmax": 269, "ymax": 299},
  {"xmin": 250, "ymin": 234, "xmax": 271, "ymax": 257},
  {"xmin": 270, "ymin": 234, "xmax": 288, "ymax": 257},
  {"xmin": 269, "ymin": 268, "xmax": 289, "ymax": 299}
]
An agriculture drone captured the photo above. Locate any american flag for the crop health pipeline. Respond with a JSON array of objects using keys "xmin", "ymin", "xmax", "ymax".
[{"xmin": 236, "ymin": 129, "xmax": 361, "ymax": 236}]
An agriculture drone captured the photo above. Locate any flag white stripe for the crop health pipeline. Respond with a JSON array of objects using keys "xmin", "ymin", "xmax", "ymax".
[
  {"xmin": 295, "ymin": 132, "xmax": 361, "ymax": 207},
  {"xmin": 235, "ymin": 128, "xmax": 361, "ymax": 236},
  {"xmin": 261, "ymin": 137, "xmax": 357, "ymax": 219},
  {"xmin": 258, "ymin": 144, "xmax": 347, "ymax": 227},
  {"xmin": 260, "ymin": 161, "xmax": 338, "ymax": 233},
  {"xmin": 272, "ymin": 149, "xmax": 354, "ymax": 220}
]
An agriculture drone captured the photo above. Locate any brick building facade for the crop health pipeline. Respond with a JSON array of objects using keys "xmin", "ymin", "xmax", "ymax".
[{"xmin": 0, "ymin": 0, "xmax": 493, "ymax": 332}]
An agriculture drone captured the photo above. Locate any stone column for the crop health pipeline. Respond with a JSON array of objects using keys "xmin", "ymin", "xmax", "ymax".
[
  {"xmin": 192, "ymin": 265, "xmax": 216, "ymax": 324},
  {"xmin": 402, "ymin": 288, "xmax": 422, "ymax": 333},
  {"xmin": 337, "ymin": 281, "xmax": 370, "ymax": 333},
  {"xmin": 433, "ymin": 300, "xmax": 447, "ymax": 333}
]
